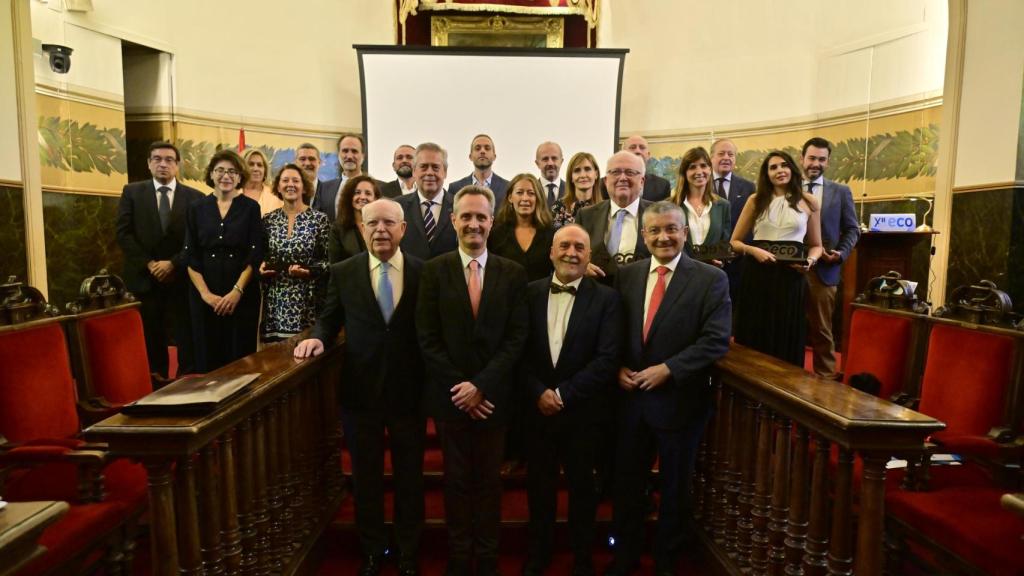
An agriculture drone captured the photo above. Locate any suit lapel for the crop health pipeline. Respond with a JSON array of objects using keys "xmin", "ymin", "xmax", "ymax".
[
  {"xmin": 143, "ymin": 181, "xmax": 163, "ymax": 235},
  {"xmin": 593, "ymin": 201, "xmax": 611, "ymax": 248},
  {"xmin": 476, "ymin": 254, "xmax": 501, "ymax": 327},
  {"xmin": 355, "ymin": 253, "xmax": 386, "ymax": 325},
  {"xmin": 533, "ymin": 279, "xmax": 556, "ymax": 369},
  {"xmin": 635, "ymin": 201, "xmax": 651, "ymax": 258},
  {"xmin": 558, "ymin": 277, "xmax": 593, "ymax": 368},
  {"xmin": 646, "ymin": 255, "xmax": 694, "ymax": 343},
  {"xmin": 168, "ymin": 184, "xmax": 190, "ymax": 234},
  {"xmin": 447, "ymin": 253, "xmax": 476, "ymax": 324},
  {"xmin": 629, "ymin": 265, "xmax": 647, "ymax": 341},
  {"xmin": 434, "ymin": 193, "xmax": 454, "ymax": 244}
]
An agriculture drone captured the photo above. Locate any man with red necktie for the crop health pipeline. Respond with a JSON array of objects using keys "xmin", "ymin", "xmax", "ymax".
[{"xmin": 607, "ymin": 201, "xmax": 732, "ymax": 576}]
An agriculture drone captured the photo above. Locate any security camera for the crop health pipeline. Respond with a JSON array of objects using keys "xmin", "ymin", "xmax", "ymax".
[{"xmin": 41, "ymin": 44, "xmax": 73, "ymax": 74}]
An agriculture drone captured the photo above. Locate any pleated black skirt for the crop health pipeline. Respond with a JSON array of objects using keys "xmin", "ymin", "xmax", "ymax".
[{"xmin": 734, "ymin": 255, "xmax": 807, "ymax": 367}]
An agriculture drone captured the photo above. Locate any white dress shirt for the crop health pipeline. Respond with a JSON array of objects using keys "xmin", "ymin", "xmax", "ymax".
[
  {"xmin": 540, "ymin": 177, "xmax": 561, "ymax": 194},
  {"xmin": 547, "ymin": 275, "xmax": 582, "ymax": 367},
  {"xmin": 417, "ymin": 189, "xmax": 444, "ymax": 226},
  {"xmin": 400, "ymin": 179, "xmax": 417, "ymax": 195},
  {"xmin": 472, "ymin": 172, "xmax": 493, "ymax": 189},
  {"xmin": 712, "ymin": 172, "xmax": 732, "ymax": 200},
  {"xmin": 683, "ymin": 198, "xmax": 712, "ymax": 245},
  {"xmin": 458, "ymin": 247, "xmax": 488, "ymax": 286},
  {"xmin": 806, "ymin": 176, "xmax": 824, "ymax": 201},
  {"xmin": 368, "ymin": 248, "xmax": 404, "ymax": 307},
  {"xmin": 607, "ymin": 196, "xmax": 641, "ymax": 256},
  {"xmin": 153, "ymin": 178, "xmax": 177, "ymax": 206},
  {"xmin": 643, "ymin": 252, "xmax": 682, "ymax": 322}
]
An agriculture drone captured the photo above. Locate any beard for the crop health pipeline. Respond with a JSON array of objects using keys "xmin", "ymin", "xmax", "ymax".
[
  {"xmin": 396, "ymin": 165, "xmax": 413, "ymax": 178},
  {"xmin": 473, "ymin": 158, "xmax": 493, "ymax": 170}
]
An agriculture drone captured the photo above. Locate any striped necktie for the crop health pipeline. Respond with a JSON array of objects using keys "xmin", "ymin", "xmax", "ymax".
[{"xmin": 422, "ymin": 200, "xmax": 436, "ymax": 243}]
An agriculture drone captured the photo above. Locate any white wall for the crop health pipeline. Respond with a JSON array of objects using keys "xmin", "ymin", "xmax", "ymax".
[
  {"xmin": 0, "ymin": 2, "xmax": 23, "ymax": 182},
  {"xmin": 599, "ymin": 0, "xmax": 947, "ymax": 133},
  {"xmin": 952, "ymin": 0, "xmax": 1024, "ymax": 187}
]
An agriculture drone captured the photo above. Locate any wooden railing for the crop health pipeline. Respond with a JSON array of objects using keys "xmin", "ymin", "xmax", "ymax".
[
  {"xmin": 697, "ymin": 344, "xmax": 944, "ymax": 576},
  {"xmin": 85, "ymin": 338, "xmax": 345, "ymax": 576}
]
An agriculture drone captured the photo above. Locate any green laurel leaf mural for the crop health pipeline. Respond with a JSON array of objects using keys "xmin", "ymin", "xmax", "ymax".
[
  {"xmin": 37, "ymin": 116, "xmax": 127, "ymax": 175},
  {"xmin": 650, "ymin": 124, "xmax": 940, "ymax": 189}
]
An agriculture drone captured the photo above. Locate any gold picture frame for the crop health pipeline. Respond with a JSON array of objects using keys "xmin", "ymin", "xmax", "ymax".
[{"xmin": 431, "ymin": 15, "xmax": 564, "ymax": 48}]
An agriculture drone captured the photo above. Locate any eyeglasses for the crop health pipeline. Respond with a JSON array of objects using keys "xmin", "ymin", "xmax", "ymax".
[
  {"xmin": 213, "ymin": 168, "xmax": 240, "ymax": 177},
  {"xmin": 607, "ymin": 168, "xmax": 642, "ymax": 178}
]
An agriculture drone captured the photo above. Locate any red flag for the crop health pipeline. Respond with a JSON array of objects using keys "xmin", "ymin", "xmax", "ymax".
[{"xmin": 238, "ymin": 127, "xmax": 246, "ymax": 152}]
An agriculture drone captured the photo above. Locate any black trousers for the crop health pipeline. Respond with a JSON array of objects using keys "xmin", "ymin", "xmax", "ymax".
[
  {"xmin": 526, "ymin": 409, "xmax": 598, "ymax": 567},
  {"xmin": 436, "ymin": 420, "xmax": 506, "ymax": 570},
  {"xmin": 341, "ymin": 408, "xmax": 425, "ymax": 559},
  {"xmin": 138, "ymin": 280, "xmax": 193, "ymax": 378},
  {"xmin": 611, "ymin": 407, "xmax": 709, "ymax": 570}
]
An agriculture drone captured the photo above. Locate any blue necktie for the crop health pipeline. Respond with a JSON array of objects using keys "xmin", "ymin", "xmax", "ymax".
[
  {"xmin": 607, "ymin": 208, "xmax": 627, "ymax": 256},
  {"xmin": 377, "ymin": 261, "xmax": 394, "ymax": 323},
  {"xmin": 422, "ymin": 201, "xmax": 436, "ymax": 243}
]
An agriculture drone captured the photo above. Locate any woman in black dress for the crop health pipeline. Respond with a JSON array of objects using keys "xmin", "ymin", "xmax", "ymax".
[
  {"xmin": 488, "ymin": 173, "xmax": 555, "ymax": 282},
  {"xmin": 185, "ymin": 149, "xmax": 264, "ymax": 372},
  {"xmin": 327, "ymin": 175, "xmax": 381, "ymax": 263}
]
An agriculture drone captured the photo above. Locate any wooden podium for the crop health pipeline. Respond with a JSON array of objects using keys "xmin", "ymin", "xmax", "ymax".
[{"xmin": 839, "ymin": 231, "xmax": 938, "ymax": 355}]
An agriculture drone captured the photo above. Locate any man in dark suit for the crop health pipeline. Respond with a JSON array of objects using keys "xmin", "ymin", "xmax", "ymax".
[
  {"xmin": 801, "ymin": 137, "xmax": 860, "ymax": 379},
  {"xmin": 116, "ymin": 141, "xmax": 203, "ymax": 380},
  {"xmin": 315, "ymin": 134, "xmax": 387, "ymax": 220},
  {"xmin": 522, "ymin": 224, "xmax": 621, "ymax": 576},
  {"xmin": 380, "ymin": 144, "xmax": 417, "ymax": 198},
  {"xmin": 297, "ymin": 142, "xmax": 328, "ymax": 213},
  {"xmin": 622, "ymin": 135, "xmax": 672, "ymax": 202},
  {"xmin": 608, "ymin": 201, "xmax": 731, "ymax": 575},
  {"xmin": 447, "ymin": 134, "xmax": 510, "ymax": 211},
  {"xmin": 295, "ymin": 198, "xmax": 425, "ymax": 576},
  {"xmin": 416, "ymin": 185, "xmax": 529, "ymax": 576},
  {"xmin": 578, "ymin": 151, "xmax": 652, "ymax": 283},
  {"xmin": 711, "ymin": 138, "xmax": 756, "ymax": 315},
  {"xmin": 396, "ymin": 142, "xmax": 458, "ymax": 260},
  {"xmin": 535, "ymin": 141, "xmax": 566, "ymax": 207}
]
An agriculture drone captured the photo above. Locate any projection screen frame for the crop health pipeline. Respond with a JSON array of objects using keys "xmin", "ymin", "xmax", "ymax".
[{"xmin": 355, "ymin": 45, "xmax": 629, "ymax": 178}]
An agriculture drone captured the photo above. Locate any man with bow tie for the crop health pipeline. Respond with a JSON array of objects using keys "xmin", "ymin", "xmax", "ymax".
[{"xmin": 520, "ymin": 224, "xmax": 622, "ymax": 576}]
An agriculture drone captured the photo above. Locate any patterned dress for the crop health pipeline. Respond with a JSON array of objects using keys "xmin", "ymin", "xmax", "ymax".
[
  {"xmin": 261, "ymin": 207, "xmax": 331, "ymax": 339},
  {"xmin": 551, "ymin": 198, "xmax": 594, "ymax": 229}
]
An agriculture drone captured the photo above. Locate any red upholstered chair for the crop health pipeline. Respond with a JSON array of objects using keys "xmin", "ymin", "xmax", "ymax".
[
  {"xmin": 842, "ymin": 306, "xmax": 918, "ymax": 401},
  {"xmin": 0, "ymin": 317, "xmax": 146, "ymax": 575},
  {"xmin": 66, "ymin": 302, "xmax": 154, "ymax": 424}
]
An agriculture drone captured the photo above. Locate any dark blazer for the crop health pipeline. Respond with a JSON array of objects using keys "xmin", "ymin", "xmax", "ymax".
[
  {"xmin": 416, "ymin": 251, "xmax": 529, "ymax": 426},
  {"xmin": 525, "ymin": 276, "xmax": 621, "ymax": 421},
  {"xmin": 813, "ymin": 179, "xmax": 860, "ymax": 286},
  {"xmin": 396, "ymin": 191, "xmax": 458, "ymax": 260},
  {"xmin": 310, "ymin": 252, "xmax": 424, "ymax": 414},
  {"xmin": 615, "ymin": 254, "xmax": 732, "ymax": 428},
  {"xmin": 723, "ymin": 174, "xmax": 755, "ymax": 231},
  {"xmin": 116, "ymin": 179, "xmax": 204, "ymax": 294},
  {"xmin": 327, "ymin": 223, "xmax": 365, "ymax": 264},
  {"xmin": 576, "ymin": 199, "xmax": 653, "ymax": 280},
  {"xmin": 682, "ymin": 196, "xmax": 732, "ymax": 254},
  {"xmin": 312, "ymin": 176, "xmax": 388, "ymax": 221},
  {"xmin": 380, "ymin": 179, "xmax": 405, "ymax": 199},
  {"xmin": 448, "ymin": 173, "xmax": 510, "ymax": 211}
]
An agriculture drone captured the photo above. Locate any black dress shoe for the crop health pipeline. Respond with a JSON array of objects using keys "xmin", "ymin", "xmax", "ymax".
[{"xmin": 358, "ymin": 554, "xmax": 385, "ymax": 576}]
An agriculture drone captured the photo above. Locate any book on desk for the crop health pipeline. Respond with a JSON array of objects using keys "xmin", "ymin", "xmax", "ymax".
[{"xmin": 121, "ymin": 373, "xmax": 260, "ymax": 416}]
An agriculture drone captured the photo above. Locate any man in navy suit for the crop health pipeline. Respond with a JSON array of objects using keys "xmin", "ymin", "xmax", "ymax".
[
  {"xmin": 315, "ymin": 134, "xmax": 387, "ymax": 220},
  {"xmin": 535, "ymin": 141, "xmax": 566, "ymax": 207},
  {"xmin": 623, "ymin": 135, "xmax": 671, "ymax": 202},
  {"xmin": 295, "ymin": 198, "xmax": 425, "ymax": 576},
  {"xmin": 711, "ymin": 138, "xmax": 755, "ymax": 317},
  {"xmin": 607, "ymin": 201, "xmax": 731, "ymax": 575},
  {"xmin": 116, "ymin": 141, "xmax": 204, "ymax": 379},
  {"xmin": 396, "ymin": 143, "xmax": 458, "ymax": 260},
  {"xmin": 522, "ymin": 224, "xmax": 621, "ymax": 576},
  {"xmin": 447, "ymin": 134, "xmax": 509, "ymax": 211},
  {"xmin": 297, "ymin": 142, "xmax": 329, "ymax": 214},
  {"xmin": 417, "ymin": 185, "xmax": 528, "ymax": 576},
  {"xmin": 380, "ymin": 144, "xmax": 417, "ymax": 198},
  {"xmin": 801, "ymin": 137, "xmax": 861, "ymax": 379}
]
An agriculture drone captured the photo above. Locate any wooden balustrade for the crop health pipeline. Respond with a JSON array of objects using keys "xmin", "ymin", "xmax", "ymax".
[
  {"xmin": 698, "ymin": 344, "xmax": 944, "ymax": 576},
  {"xmin": 84, "ymin": 337, "xmax": 345, "ymax": 576}
]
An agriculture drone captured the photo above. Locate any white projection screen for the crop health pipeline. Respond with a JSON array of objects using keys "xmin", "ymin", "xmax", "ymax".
[{"xmin": 357, "ymin": 46, "xmax": 628, "ymax": 184}]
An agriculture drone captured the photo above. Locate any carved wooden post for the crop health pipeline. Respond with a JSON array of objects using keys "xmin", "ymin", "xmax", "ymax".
[
  {"xmin": 768, "ymin": 417, "xmax": 792, "ymax": 575},
  {"xmin": 174, "ymin": 455, "xmax": 202, "ymax": 576},
  {"xmin": 144, "ymin": 460, "xmax": 180, "ymax": 576},
  {"xmin": 199, "ymin": 443, "xmax": 225, "ymax": 575},
  {"xmin": 220, "ymin": 430, "xmax": 242, "ymax": 575},
  {"xmin": 701, "ymin": 391, "xmax": 719, "ymax": 530},
  {"xmin": 236, "ymin": 418, "xmax": 257, "ymax": 576},
  {"xmin": 712, "ymin": 385, "xmax": 733, "ymax": 544},
  {"xmin": 827, "ymin": 447, "xmax": 854, "ymax": 576},
  {"xmin": 725, "ymin": 391, "xmax": 747, "ymax": 554},
  {"xmin": 802, "ymin": 436, "xmax": 830, "ymax": 576},
  {"xmin": 853, "ymin": 453, "xmax": 888, "ymax": 576},
  {"xmin": 251, "ymin": 410, "xmax": 271, "ymax": 576},
  {"xmin": 736, "ymin": 398, "xmax": 760, "ymax": 568},
  {"xmin": 751, "ymin": 407, "xmax": 774, "ymax": 575},
  {"xmin": 265, "ymin": 401, "xmax": 283, "ymax": 572},
  {"xmin": 784, "ymin": 425, "xmax": 810, "ymax": 575}
]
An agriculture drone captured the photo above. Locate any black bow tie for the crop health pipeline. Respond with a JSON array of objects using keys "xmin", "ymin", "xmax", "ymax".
[{"xmin": 550, "ymin": 283, "xmax": 577, "ymax": 296}]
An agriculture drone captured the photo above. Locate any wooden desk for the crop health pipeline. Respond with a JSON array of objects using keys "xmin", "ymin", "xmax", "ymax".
[{"xmin": 0, "ymin": 501, "xmax": 69, "ymax": 576}]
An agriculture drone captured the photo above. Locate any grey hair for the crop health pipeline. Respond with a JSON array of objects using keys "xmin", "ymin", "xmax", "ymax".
[
  {"xmin": 416, "ymin": 142, "xmax": 448, "ymax": 168},
  {"xmin": 642, "ymin": 200, "xmax": 685, "ymax": 226}
]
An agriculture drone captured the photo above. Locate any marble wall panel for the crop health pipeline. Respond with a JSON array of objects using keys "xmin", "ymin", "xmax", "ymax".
[
  {"xmin": 0, "ymin": 185, "xmax": 28, "ymax": 283},
  {"xmin": 42, "ymin": 191, "xmax": 122, "ymax": 309}
]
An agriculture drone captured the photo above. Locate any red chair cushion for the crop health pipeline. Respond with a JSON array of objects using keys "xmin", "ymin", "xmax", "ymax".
[
  {"xmin": 78, "ymin": 308, "xmax": 152, "ymax": 404},
  {"xmin": 4, "ymin": 458, "xmax": 147, "ymax": 508},
  {"xmin": 18, "ymin": 502, "xmax": 126, "ymax": 576},
  {"xmin": 917, "ymin": 325, "xmax": 1015, "ymax": 437},
  {"xmin": 886, "ymin": 485, "xmax": 1024, "ymax": 576},
  {"xmin": 842, "ymin": 309, "xmax": 914, "ymax": 399},
  {"xmin": 0, "ymin": 324, "xmax": 79, "ymax": 441}
]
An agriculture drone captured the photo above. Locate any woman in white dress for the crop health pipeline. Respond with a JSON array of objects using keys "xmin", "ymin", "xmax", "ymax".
[{"xmin": 730, "ymin": 150, "xmax": 823, "ymax": 366}]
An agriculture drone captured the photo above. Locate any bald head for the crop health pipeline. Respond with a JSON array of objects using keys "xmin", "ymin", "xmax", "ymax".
[
  {"xmin": 604, "ymin": 151, "xmax": 646, "ymax": 208},
  {"xmin": 535, "ymin": 141, "xmax": 564, "ymax": 181},
  {"xmin": 550, "ymin": 224, "xmax": 591, "ymax": 284},
  {"xmin": 624, "ymin": 135, "xmax": 651, "ymax": 162},
  {"xmin": 359, "ymin": 199, "xmax": 407, "ymax": 262}
]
